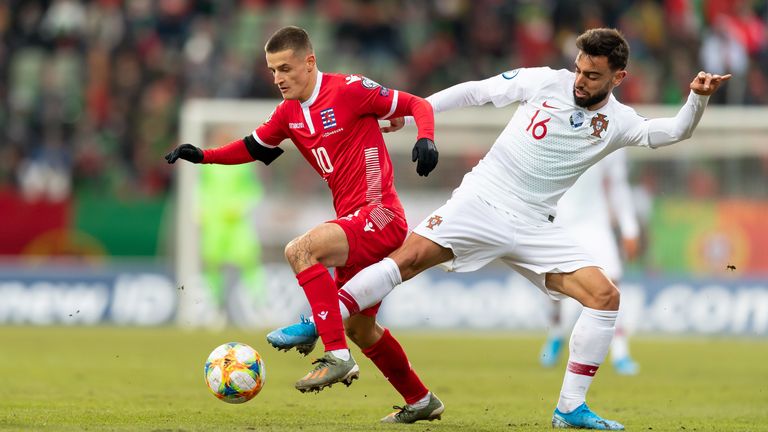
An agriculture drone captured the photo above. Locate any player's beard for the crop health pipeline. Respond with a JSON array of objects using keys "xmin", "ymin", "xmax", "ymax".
[{"xmin": 573, "ymin": 85, "xmax": 610, "ymax": 108}]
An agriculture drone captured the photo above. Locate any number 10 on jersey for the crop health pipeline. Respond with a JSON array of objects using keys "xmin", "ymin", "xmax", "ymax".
[
  {"xmin": 526, "ymin": 109, "xmax": 550, "ymax": 140},
  {"xmin": 311, "ymin": 146, "xmax": 334, "ymax": 174}
]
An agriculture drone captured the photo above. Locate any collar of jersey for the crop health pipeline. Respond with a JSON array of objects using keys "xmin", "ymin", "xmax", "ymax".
[{"xmin": 301, "ymin": 70, "xmax": 323, "ymax": 108}]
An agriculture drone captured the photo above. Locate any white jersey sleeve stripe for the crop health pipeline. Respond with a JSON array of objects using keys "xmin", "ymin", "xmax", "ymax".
[
  {"xmin": 379, "ymin": 90, "xmax": 399, "ymax": 120},
  {"xmin": 252, "ymin": 131, "xmax": 278, "ymax": 148}
]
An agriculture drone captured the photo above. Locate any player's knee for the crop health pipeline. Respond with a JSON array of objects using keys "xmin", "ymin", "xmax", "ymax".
[
  {"xmin": 591, "ymin": 283, "xmax": 620, "ymax": 310},
  {"xmin": 284, "ymin": 236, "xmax": 315, "ymax": 270},
  {"xmin": 283, "ymin": 239, "xmax": 298, "ymax": 266}
]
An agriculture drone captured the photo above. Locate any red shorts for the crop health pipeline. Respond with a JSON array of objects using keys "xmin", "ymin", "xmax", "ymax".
[{"xmin": 329, "ymin": 204, "xmax": 407, "ymax": 317}]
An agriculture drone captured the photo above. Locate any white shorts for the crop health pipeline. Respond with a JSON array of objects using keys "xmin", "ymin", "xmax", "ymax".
[
  {"xmin": 561, "ymin": 223, "xmax": 622, "ymax": 281},
  {"xmin": 412, "ymin": 190, "xmax": 598, "ymax": 299}
]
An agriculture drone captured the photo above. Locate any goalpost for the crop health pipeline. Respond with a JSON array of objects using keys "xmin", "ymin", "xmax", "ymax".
[{"xmin": 175, "ymin": 99, "xmax": 768, "ymax": 327}]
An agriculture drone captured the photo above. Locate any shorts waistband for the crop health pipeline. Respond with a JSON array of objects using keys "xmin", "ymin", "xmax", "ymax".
[{"xmin": 476, "ymin": 194, "xmax": 555, "ymax": 224}]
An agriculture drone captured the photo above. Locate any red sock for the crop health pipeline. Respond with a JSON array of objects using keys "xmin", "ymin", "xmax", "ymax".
[
  {"xmin": 297, "ymin": 264, "xmax": 347, "ymax": 351},
  {"xmin": 362, "ymin": 328, "xmax": 428, "ymax": 404}
]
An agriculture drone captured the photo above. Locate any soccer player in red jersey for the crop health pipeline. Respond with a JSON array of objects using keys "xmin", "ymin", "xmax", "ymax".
[{"xmin": 165, "ymin": 26, "xmax": 444, "ymax": 423}]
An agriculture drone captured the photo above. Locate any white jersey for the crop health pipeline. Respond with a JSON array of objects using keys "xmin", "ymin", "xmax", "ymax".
[{"xmin": 425, "ymin": 67, "xmax": 709, "ymax": 221}]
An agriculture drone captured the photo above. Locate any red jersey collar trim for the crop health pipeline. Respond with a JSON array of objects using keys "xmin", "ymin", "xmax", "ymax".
[{"xmin": 301, "ymin": 70, "xmax": 323, "ymax": 108}]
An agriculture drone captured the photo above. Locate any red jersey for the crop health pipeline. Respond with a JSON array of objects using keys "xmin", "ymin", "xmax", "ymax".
[{"xmin": 250, "ymin": 72, "xmax": 433, "ymax": 222}]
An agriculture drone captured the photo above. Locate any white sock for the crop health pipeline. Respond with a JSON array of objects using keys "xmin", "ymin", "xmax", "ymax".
[
  {"xmin": 410, "ymin": 391, "xmax": 431, "ymax": 409},
  {"xmin": 557, "ymin": 307, "xmax": 617, "ymax": 413},
  {"xmin": 338, "ymin": 257, "xmax": 402, "ymax": 319},
  {"xmin": 330, "ymin": 348, "xmax": 350, "ymax": 361}
]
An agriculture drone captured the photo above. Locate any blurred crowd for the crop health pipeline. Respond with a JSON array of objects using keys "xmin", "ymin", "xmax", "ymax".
[{"xmin": 0, "ymin": 0, "xmax": 766, "ymax": 202}]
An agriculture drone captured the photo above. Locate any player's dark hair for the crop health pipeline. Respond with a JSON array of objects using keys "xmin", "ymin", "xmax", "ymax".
[
  {"xmin": 576, "ymin": 28, "xmax": 629, "ymax": 71},
  {"xmin": 265, "ymin": 26, "xmax": 313, "ymax": 55}
]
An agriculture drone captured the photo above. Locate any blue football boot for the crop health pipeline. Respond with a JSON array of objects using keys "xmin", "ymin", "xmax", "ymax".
[
  {"xmin": 539, "ymin": 336, "xmax": 564, "ymax": 368},
  {"xmin": 552, "ymin": 403, "xmax": 625, "ymax": 430},
  {"xmin": 266, "ymin": 315, "xmax": 319, "ymax": 356},
  {"xmin": 612, "ymin": 357, "xmax": 640, "ymax": 376}
]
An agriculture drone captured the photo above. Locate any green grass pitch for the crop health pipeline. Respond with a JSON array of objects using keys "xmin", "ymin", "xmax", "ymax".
[{"xmin": 1, "ymin": 327, "xmax": 766, "ymax": 431}]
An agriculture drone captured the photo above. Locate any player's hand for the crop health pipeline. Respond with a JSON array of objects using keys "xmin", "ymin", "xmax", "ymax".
[
  {"xmin": 622, "ymin": 237, "xmax": 639, "ymax": 261},
  {"xmin": 165, "ymin": 143, "xmax": 203, "ymax": 164},
  {"xmin": 412, "ymin": 138, "xmax": 438, "ymax": 177},
  {"xmin": 690, "ymin": 71, "xmax": 731, "ymax": 96},
  {"xmin": 380, "ymin": 117, "xmax": 405, "ymax": 133}
]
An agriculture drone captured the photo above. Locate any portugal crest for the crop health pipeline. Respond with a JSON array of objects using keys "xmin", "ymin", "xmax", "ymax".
[
  {"xmin": 590, "ymin": 113, "xmax": 609, "ymax": 138},
  {"xmin": 426, "ymin": 215, "xmax": 443, "ymax": 230}
]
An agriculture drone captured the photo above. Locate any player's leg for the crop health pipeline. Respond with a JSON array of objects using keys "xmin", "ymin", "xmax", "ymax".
[
  {"xmin": 283, "ymin": 223, "xmax": 359, "ymax": 392},
  {"xmin": 336, "ymin": 232, "xmax": 454, "ymax": 317},
  {"xmin": 540, "ymin": 298, "xmax": 565, "ymax": 367},
  {"xmin": 344, "ymin": 313, "xmax": 444, "ymax": 423},
  {"xmin": 569, "ymin": 222, "xmax": 639, "ymax": 376},
  {"xmin": 268, "ymin": 231, "xmax": 451, "ymax": 353},
  {"xmin": 270, "ymin": 204, "xmax": 408, "ymax": 353},
  {"xmin": 546, "ymin": 267, "xmax": 624, "ymax": 430},
  {"xmin": 339, "ymin": 191, "xmax": 492, "ymax": 318},
  {"xmin": 290, "ymin": 232, "xmax": 449, "ymax": 393}
]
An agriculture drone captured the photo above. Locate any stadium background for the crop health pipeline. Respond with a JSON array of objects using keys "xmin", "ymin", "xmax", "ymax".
[
  {"xmin": 0, "ymin": 1, "xmax": 767, "ymax": 430},
  {"xmin": 2, "ymin": 0, "xmax": 766, "ymax": 331}
]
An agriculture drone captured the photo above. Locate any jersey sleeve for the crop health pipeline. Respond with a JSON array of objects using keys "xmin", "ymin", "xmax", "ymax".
[
  {"xmin": 621, "ymin": 92, "xmax": 710, "ymax": 148},
  {"xmin": 343, "ymin": 75, "xmax": 403, "ymax": 119},
  {"xmin": 426, "ymin": 67, "xmax": 555, "ymax": 113},
  {"xmin": 345, "ymin": 75, "xmax": 434, "ymax": 140},
  {"xmin": 399, "ymin": 67, "xmax": 555, "ymax": 128},
  {"xmin": 252, "ymin": 102, "xmax": 289, "ymax": 148}
]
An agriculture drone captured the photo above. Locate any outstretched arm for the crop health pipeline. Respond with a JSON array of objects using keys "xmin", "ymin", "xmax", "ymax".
[
  {"xmin": 166, "ymin": 104, "xmax": 288, "ymax": 166},
  {"xmin": 392, "ymin": 80, "xmax": 500, "ymax": 130},
  {"xmin": 384, "ymin": 68, "xmax": 546, "ymax": 132},
  {"xmin": 425, "ymin": 79, "xmax": 500, "ymax": 114},
  {"xmin": 165, "ymin": 134, "xmax": 284, "ymax": 165},
  {"xmin": 634, "ymin": 71, "xmax": 731, "ymax": 148}
]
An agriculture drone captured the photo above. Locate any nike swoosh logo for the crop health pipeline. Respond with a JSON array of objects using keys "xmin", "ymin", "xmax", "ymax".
[{"xmin": 542, "ymin": 101, "xmax": 559, "ymax": 109}]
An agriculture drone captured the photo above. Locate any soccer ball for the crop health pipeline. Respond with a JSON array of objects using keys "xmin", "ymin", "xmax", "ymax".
[{"xmin": 204, "ymin": 342, "xmax": 266, "ymax": 403}]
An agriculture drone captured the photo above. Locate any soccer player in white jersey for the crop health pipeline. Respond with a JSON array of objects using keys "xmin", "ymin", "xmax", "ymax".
[
  {"xmin": 539, "ymin": 148, "xmax": 642, "ymax": 376},
  {"xmin": 269, "ymin": 28, "xmax": 730, "ymax": 429}
]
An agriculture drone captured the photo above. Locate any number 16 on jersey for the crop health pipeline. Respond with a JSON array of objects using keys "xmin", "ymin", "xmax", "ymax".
[{"xmin": 526, "ymin": 110, "xmax": 551, "ymax": 140}]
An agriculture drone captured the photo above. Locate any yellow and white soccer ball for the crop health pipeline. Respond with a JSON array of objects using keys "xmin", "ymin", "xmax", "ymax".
[{"xmin": 204, "ymin": 342, "xmax": 266, "ymax": 403}]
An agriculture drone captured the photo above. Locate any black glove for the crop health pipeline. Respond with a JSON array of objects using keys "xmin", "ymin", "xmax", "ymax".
[
  {"xmin": 411, "ymin": 138, "xmax": 438, "ymax": 177},
  {"xmin": 165, "ymin": 144, "xmax": 203, "ymax": 164}
]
